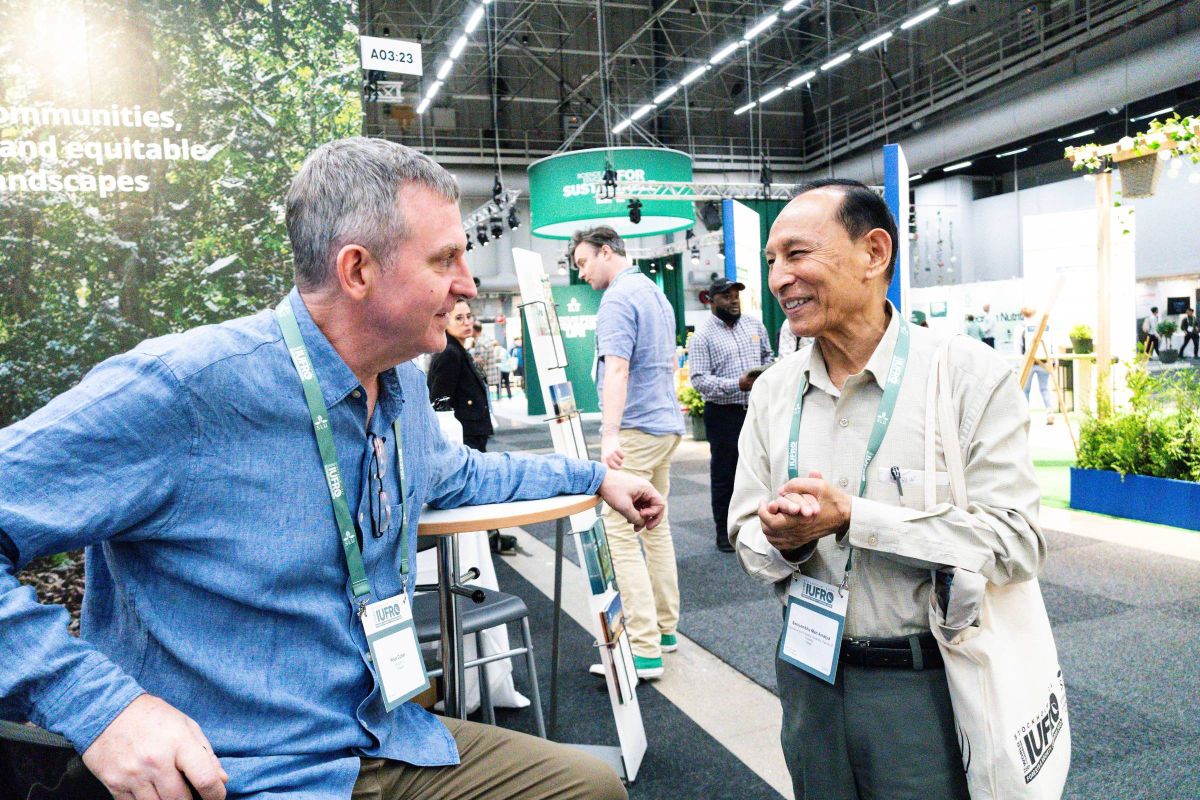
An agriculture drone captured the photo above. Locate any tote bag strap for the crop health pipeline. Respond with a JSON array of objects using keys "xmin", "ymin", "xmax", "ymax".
[{"xmin": 925, "ymin": 336, "xmax": 967, "ymax": 508}]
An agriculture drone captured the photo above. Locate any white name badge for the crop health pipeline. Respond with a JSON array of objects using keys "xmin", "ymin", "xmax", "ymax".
[
  {"xmin": 778, "ymin": 574, "xmax": 848, "ymax": 685},
  {"xmin": 361, "ymin": 594, "xmax": 429, "ymax": 711}
]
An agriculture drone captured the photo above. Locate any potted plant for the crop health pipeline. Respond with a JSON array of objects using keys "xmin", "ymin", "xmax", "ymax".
[
  {"xmin": 678, "ymin": 384, "xmax": 706, "ymax": 441},
  {"xmin": 1068, "ymin": 323, "xmax": 1094, "ymax": 355},
  {"xmin": 1157, "ymin": 320, "xmax": 1179, "ymax": 363}
]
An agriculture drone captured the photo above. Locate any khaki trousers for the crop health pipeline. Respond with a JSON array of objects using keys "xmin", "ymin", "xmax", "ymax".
[
  {"xmin": 352, "ymin": 717, "xmax": 626, "ymax": 800},
  {"xmin": 601, "ymin": 429, "xmax": 681, "ymax": 659}
]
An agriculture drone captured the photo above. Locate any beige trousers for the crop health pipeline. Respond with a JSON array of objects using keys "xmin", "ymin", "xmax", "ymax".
[
  {"xmin": 601, "ymin": 429, "xmax": 681, "ymax": 659},
  {"xmin": 352, "ymin": 717, "xmax": 626, "ymax": 800}
]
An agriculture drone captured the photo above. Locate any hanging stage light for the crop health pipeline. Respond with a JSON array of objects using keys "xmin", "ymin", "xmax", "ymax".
[
  {"xmin": 476, "ymin": 223, "xmax": 489, "ymax": 246},
  {"xmin": 627, "ymin": 198, "xmax": 643, "ymax": 224},
  {"xmin": 507, "ymin": 206, "xmax": 520, "ymax": 230},
  {"xmin": 489, "ymin": 212, "xmax": 504, "ymax": 240},
  {"xmin": 465, "ymin": 237, "xmax": 474, "ymax": 252},
  {"xmin": 602, "ymin": 163, "xmax": 618, "ymax": 200},
  {"xmin": 492, "ymin": 174, "xmax": 504, "ymax": 204}
]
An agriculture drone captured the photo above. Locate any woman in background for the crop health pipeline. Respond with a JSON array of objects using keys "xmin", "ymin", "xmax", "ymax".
[{"xmin": 428, "ymin": 299, "xmax": 493, "ymax": 452}]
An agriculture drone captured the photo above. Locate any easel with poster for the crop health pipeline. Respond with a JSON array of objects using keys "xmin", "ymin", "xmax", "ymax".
[
  {"xmin": 1018, "ymin": 276, "xmax": 1078, "ymax": 453},
  {"xmin": 511, "ymin": 247, "xmax": 647, "ymax": 783}
]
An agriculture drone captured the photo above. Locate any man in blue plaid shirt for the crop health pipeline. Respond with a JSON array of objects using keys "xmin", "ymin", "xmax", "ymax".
[{"xmin": 688, "ymin": 277, "xmax": 774, "ymax": 551}]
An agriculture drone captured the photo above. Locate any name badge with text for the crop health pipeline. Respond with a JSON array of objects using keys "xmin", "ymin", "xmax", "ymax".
[
  {"xmin": 362, "ymin": 594, "xmax": 429, "ymax": 711},
  {"xmin": 779, "ymin": 574, "xmax": 848, "ymax": 685}
]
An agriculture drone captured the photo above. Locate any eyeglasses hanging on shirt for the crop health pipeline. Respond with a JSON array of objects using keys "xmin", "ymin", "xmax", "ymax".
[{"xmin": 366, "ymin": 433, "xmax": 394, "ymax": 540}]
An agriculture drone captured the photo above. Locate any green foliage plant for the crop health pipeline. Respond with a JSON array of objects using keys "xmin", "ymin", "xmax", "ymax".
[
  {"xmin": 1068, "ymin": 324, "xmax": 1093, "ymax": 340},
  {"xmin": 1157, "ymin": 320, "xmax": 1178, "ymax": 339},
  {"xmin": 678, "ymin": 384, "xmax": 705, "ymax": 417},
  {"xmin": 1077, "ymin": 356, "xmax": 1200, "ymax": 483}
]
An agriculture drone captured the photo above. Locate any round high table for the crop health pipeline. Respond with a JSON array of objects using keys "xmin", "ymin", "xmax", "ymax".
[{"xmin": 418, "ymin": 493, "xmax": 600, "ymax": 732}]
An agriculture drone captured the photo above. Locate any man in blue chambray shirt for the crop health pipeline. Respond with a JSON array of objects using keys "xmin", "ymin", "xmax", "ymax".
[
  {"xmin": 569, "ymin": 227, "xmax": 685, "ymax": 681},
  {"xmin": 0, "ymin": 139, "xmax": 664, "ymax": 800}
]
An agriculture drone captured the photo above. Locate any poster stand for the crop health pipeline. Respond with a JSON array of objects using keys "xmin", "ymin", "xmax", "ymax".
[{"xmin": 512, "ymin": 247, "xmax": 648, "ymax": 783}]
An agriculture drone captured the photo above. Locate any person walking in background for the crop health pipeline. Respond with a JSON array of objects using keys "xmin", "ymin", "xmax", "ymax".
[
  {"xmin": 571, "ymin": 225, "xmax": 685, "ymax": 680},
  {"xmin": 511, "ymin": 336, "xmax": 525, "ymax": 389},
  {"xmin": 688, "ymin": 277, "xmax": 774, "ymax": 552},
  {"xmin": 471, "ymin": 320, "xmax": 501, "ymax": 395},
  {"xmin": 979, "ymin": 302, "xmax": 996, "ymax": 348},
  {"xmin": 495, "ymin": 339, "xmax": 513, "ymax": 399},
  {"xmin": 1022, "ymin": 306, "xmax": 1057, "ymax": 425},
  {"xmin": 1142, "ymin": 306, "xmax": 1161, "ymax": 357},
  {"xmin": 965, "ymin": 314, "xmax": 984, "ymax": 342},
  {"xmin": 1180, "ymin": 307, "xmax": 1198, "ymax": 359},
  {"xmin": 428, "ymin": 299, "xmax": 493, "ymax": 452}
]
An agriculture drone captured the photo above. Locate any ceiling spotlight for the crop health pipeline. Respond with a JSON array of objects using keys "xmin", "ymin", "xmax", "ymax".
[
  {"xmin": 602, "ymin": 162, "xmax": 618, "ymax": 199},
  {"xmin": 627, "ymin": 198, "xmax": 643, "ymax": 225},
  {"xmin": 690, "ymin": 248, "xmax": 700, "ymax": 266},
  {"xmin": 492, "ymin": 174, "xmax": 503, "ymax": 203},
  {"xmin": 507, "ymin": 207, "xmax": 520, "ymax": 230},
  {"xmin": 465, "ymin": 237, "xmax": 474, "ymax": 252},
  {"xmin": 476, "ymin": 223, "xmax": 489, "ymax": 246},
  {"xmin": 489, "ymin": 213, "xmax": 504, "ymax": 240}
]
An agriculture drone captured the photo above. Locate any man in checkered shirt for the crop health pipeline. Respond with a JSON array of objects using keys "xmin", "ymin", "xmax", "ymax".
[{"xmin": 688, "ymin": 277, "xmax": 775, "ymax": 552}]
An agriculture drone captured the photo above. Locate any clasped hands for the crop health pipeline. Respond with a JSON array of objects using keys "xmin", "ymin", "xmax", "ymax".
[{"xmin": 757, "ymin": 470, "xmax": 853, "ymax": 560}]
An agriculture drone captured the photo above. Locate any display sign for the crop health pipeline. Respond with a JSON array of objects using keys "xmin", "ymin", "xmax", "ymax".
[
  {"xmin": 360, "ymin": 35, "xmax": 422, "ymax": 76},
  {"xmin": 882, "ymin": 144, "xmax": 911, "ymax": 316},
  {"xmin": 722, "ymin": 199, "xmax": 763, "ymax": 320},
  {"xmin": 528, "ymin": 146, "xmax": 694, "ymax": 239}
]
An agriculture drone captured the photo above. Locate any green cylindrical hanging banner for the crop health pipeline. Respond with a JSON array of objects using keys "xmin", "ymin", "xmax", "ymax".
[{"xmin": 528, "ymin": 146, "xmax": 694, "ymax": 240}]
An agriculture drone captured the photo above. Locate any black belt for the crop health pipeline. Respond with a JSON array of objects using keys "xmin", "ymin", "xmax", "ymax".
[
  {"xmin": 839, "ymin": 632, "xmax": 943, "ymax": 670},
  {"xmin": 708, "ymin": 402, "xmax": 748, "ymax": 410}
]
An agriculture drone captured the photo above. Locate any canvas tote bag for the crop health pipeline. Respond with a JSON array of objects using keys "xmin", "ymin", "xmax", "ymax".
[{"xmin": 923, "ymin": 337, "xmax": 1071, "ymax": 799}]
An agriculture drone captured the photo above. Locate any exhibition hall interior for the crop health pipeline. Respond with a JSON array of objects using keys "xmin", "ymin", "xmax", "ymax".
[{"xmin": 1, "ymin": 1, "xmax": 1198, "ymax": 799}]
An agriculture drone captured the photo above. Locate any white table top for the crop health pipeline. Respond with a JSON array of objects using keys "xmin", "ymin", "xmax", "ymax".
[{"xmin": 417, "ymin": 493, "xmax": 600, "ymax": 536}]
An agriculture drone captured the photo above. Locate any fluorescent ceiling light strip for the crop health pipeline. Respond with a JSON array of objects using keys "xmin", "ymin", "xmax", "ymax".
[
  {"xmin": 612, "ymin": 119, "xmax": 633, "ymax": 134},
  {"xmin": 1132, "ymin": 106, "xmax": 1173, "ymax": 121},
  {"xmin": 857, "ymin": 31, "xmax": 893, "ymax": 51},
  {"xmin": 680, "ymin": 65, "xmax": 709, "ymax": 86},
  {"xmin": 426, "ymin": 80, "xmax": 444, "ymax": 100},
  {"xmin": 416, "ymin": 98, "xmax": 431, "ymax": 114},
  {"xmin": 788, "ymin": 69, "xmax": 817, "ymax": 87},
  {"xmin": 995, "ymin": 147, "xmax": 1028, "ymax": 158},
  {"xmin": 436, "ymin": 60, "xmax": 453, "ymax": 80},
  {"xmin": 464, "ymin": 6, "xmax": 485, "ymax": 34},
  {"xmin": 449, "ymin": 34, "xmax": 468, "ymax": 59},
  {"xmin": 1056, "ymin": 129, "xmax": 1095, "ymax": 142},
  {"xmin": 654, "ymin": 85, "xmax": 679, "ymax": 104},
  {"xmin": 820, "ymin": 52, "xmax": 851, "ymax": 71},
  {"xmin": 781, "ymin": 0, "xmax": 806, "ymax": 11},
  {"xmin": 631, "ymin": 103, "xmax": 654, "ymax": 120},
  {"xmin": 948, "ymin": 0, "xmax": 965, "ymax": 5},
  {"xmin": 759, "ymin": 86, "xmax": 788, "ymax": 104},
  {"xmin": 734, "ymin": 101, "xmax": 756, "ymax": 115},
  {"xmin": 744, "ymin": 13, "xmax": 778, "ymax": 40},
  {"xmin": 710, "ymin": 41, "xmax": 742, "ymax": 64},
  {"xmin": 900, "ymin": 6, "xmax": 940, "ymax": 29},
  {"xmin": 909, "ymin": 172, "xmax": 924, "ymax": 180},
  {"xmin": 944, "ymin": 160, "xmax": 972, "ymax": 171}
]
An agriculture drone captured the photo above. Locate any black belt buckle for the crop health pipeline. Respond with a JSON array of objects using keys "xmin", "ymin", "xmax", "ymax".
[{"xmin": 840, "ymin": 633, "xmax": 943, "ymax": 670}]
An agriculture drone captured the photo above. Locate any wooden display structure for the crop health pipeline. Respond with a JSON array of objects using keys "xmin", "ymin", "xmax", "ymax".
[
  {"xmin": 1017, "ymin": 275, "xmax": 1078, "ymax": 453},
  {"xmin": 511, "ymin": 247, "xmax": 648, "ymax": 783}
]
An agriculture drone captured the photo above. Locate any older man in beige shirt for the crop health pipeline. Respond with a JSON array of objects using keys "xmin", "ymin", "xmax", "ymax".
[{"xmin": 729, "ymin": 179, "xmax": 1045, "ymax": 800}]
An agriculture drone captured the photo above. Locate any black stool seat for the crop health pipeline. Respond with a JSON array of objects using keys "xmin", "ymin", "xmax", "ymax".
[{"xmin": 413, "ymin": 588, "xmax": 530, "ymax": 641}]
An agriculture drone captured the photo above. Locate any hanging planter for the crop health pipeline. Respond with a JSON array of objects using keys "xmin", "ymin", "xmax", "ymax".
[{"xmin": 1116, "ymin": 153, "xmax": 1163, "ymax": 199}]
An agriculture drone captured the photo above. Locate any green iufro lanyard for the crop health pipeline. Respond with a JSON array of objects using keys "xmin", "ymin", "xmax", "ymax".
[
  {"xmin": 787, "ymin": 318, "xmax": 910, "ymax": 580},
  {"xmin": 275, "ymin": 300, "xmax": 409, "ymax": 605}
]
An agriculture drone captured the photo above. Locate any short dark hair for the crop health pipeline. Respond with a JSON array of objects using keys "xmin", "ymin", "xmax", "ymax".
[
  {"xmin": 792, "ymin": 178, "xmax": 898, "ymax": 280},
  {"xmin": 1151, "ymin": 306, "xmax": 1159, "ymax": 313},
  {"xmin": 568, "ymin": 225, "xmax": 626, "ymax": 266}
]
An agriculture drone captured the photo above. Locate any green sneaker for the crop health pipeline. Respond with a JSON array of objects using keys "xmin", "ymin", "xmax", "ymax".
[
  {"xmin": 633, "ymin": 655, "xmax": 664, "ymax": 679},
  {"xmin": 660, "ymin": 633, "xmax": 678, "ymax": 653}
]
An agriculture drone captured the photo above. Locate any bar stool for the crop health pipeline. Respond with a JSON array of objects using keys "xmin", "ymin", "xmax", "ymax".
[{"xmin": 412, "ymin": 588, "xmax": 547, "ymax": 738}]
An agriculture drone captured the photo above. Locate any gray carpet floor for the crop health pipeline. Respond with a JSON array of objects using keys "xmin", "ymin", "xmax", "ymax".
[{"xmin": 490, "ymin": 417, "xmax": 1200, "ymax": 800}]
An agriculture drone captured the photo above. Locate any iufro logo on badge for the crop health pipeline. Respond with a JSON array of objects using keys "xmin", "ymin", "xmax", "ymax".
[{"xmin": 1014, "ymin": 673, "xmax": 1067, "ymax": 784}]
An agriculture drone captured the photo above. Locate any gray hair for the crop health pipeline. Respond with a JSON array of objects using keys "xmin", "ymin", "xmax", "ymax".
[
  {"xmin": 567, "ymin": 225, "xmax": 626, "ymax": 266},
  {"xmin": 286, "ymin": 137, "xmax": 460, "ymax": 291}
]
